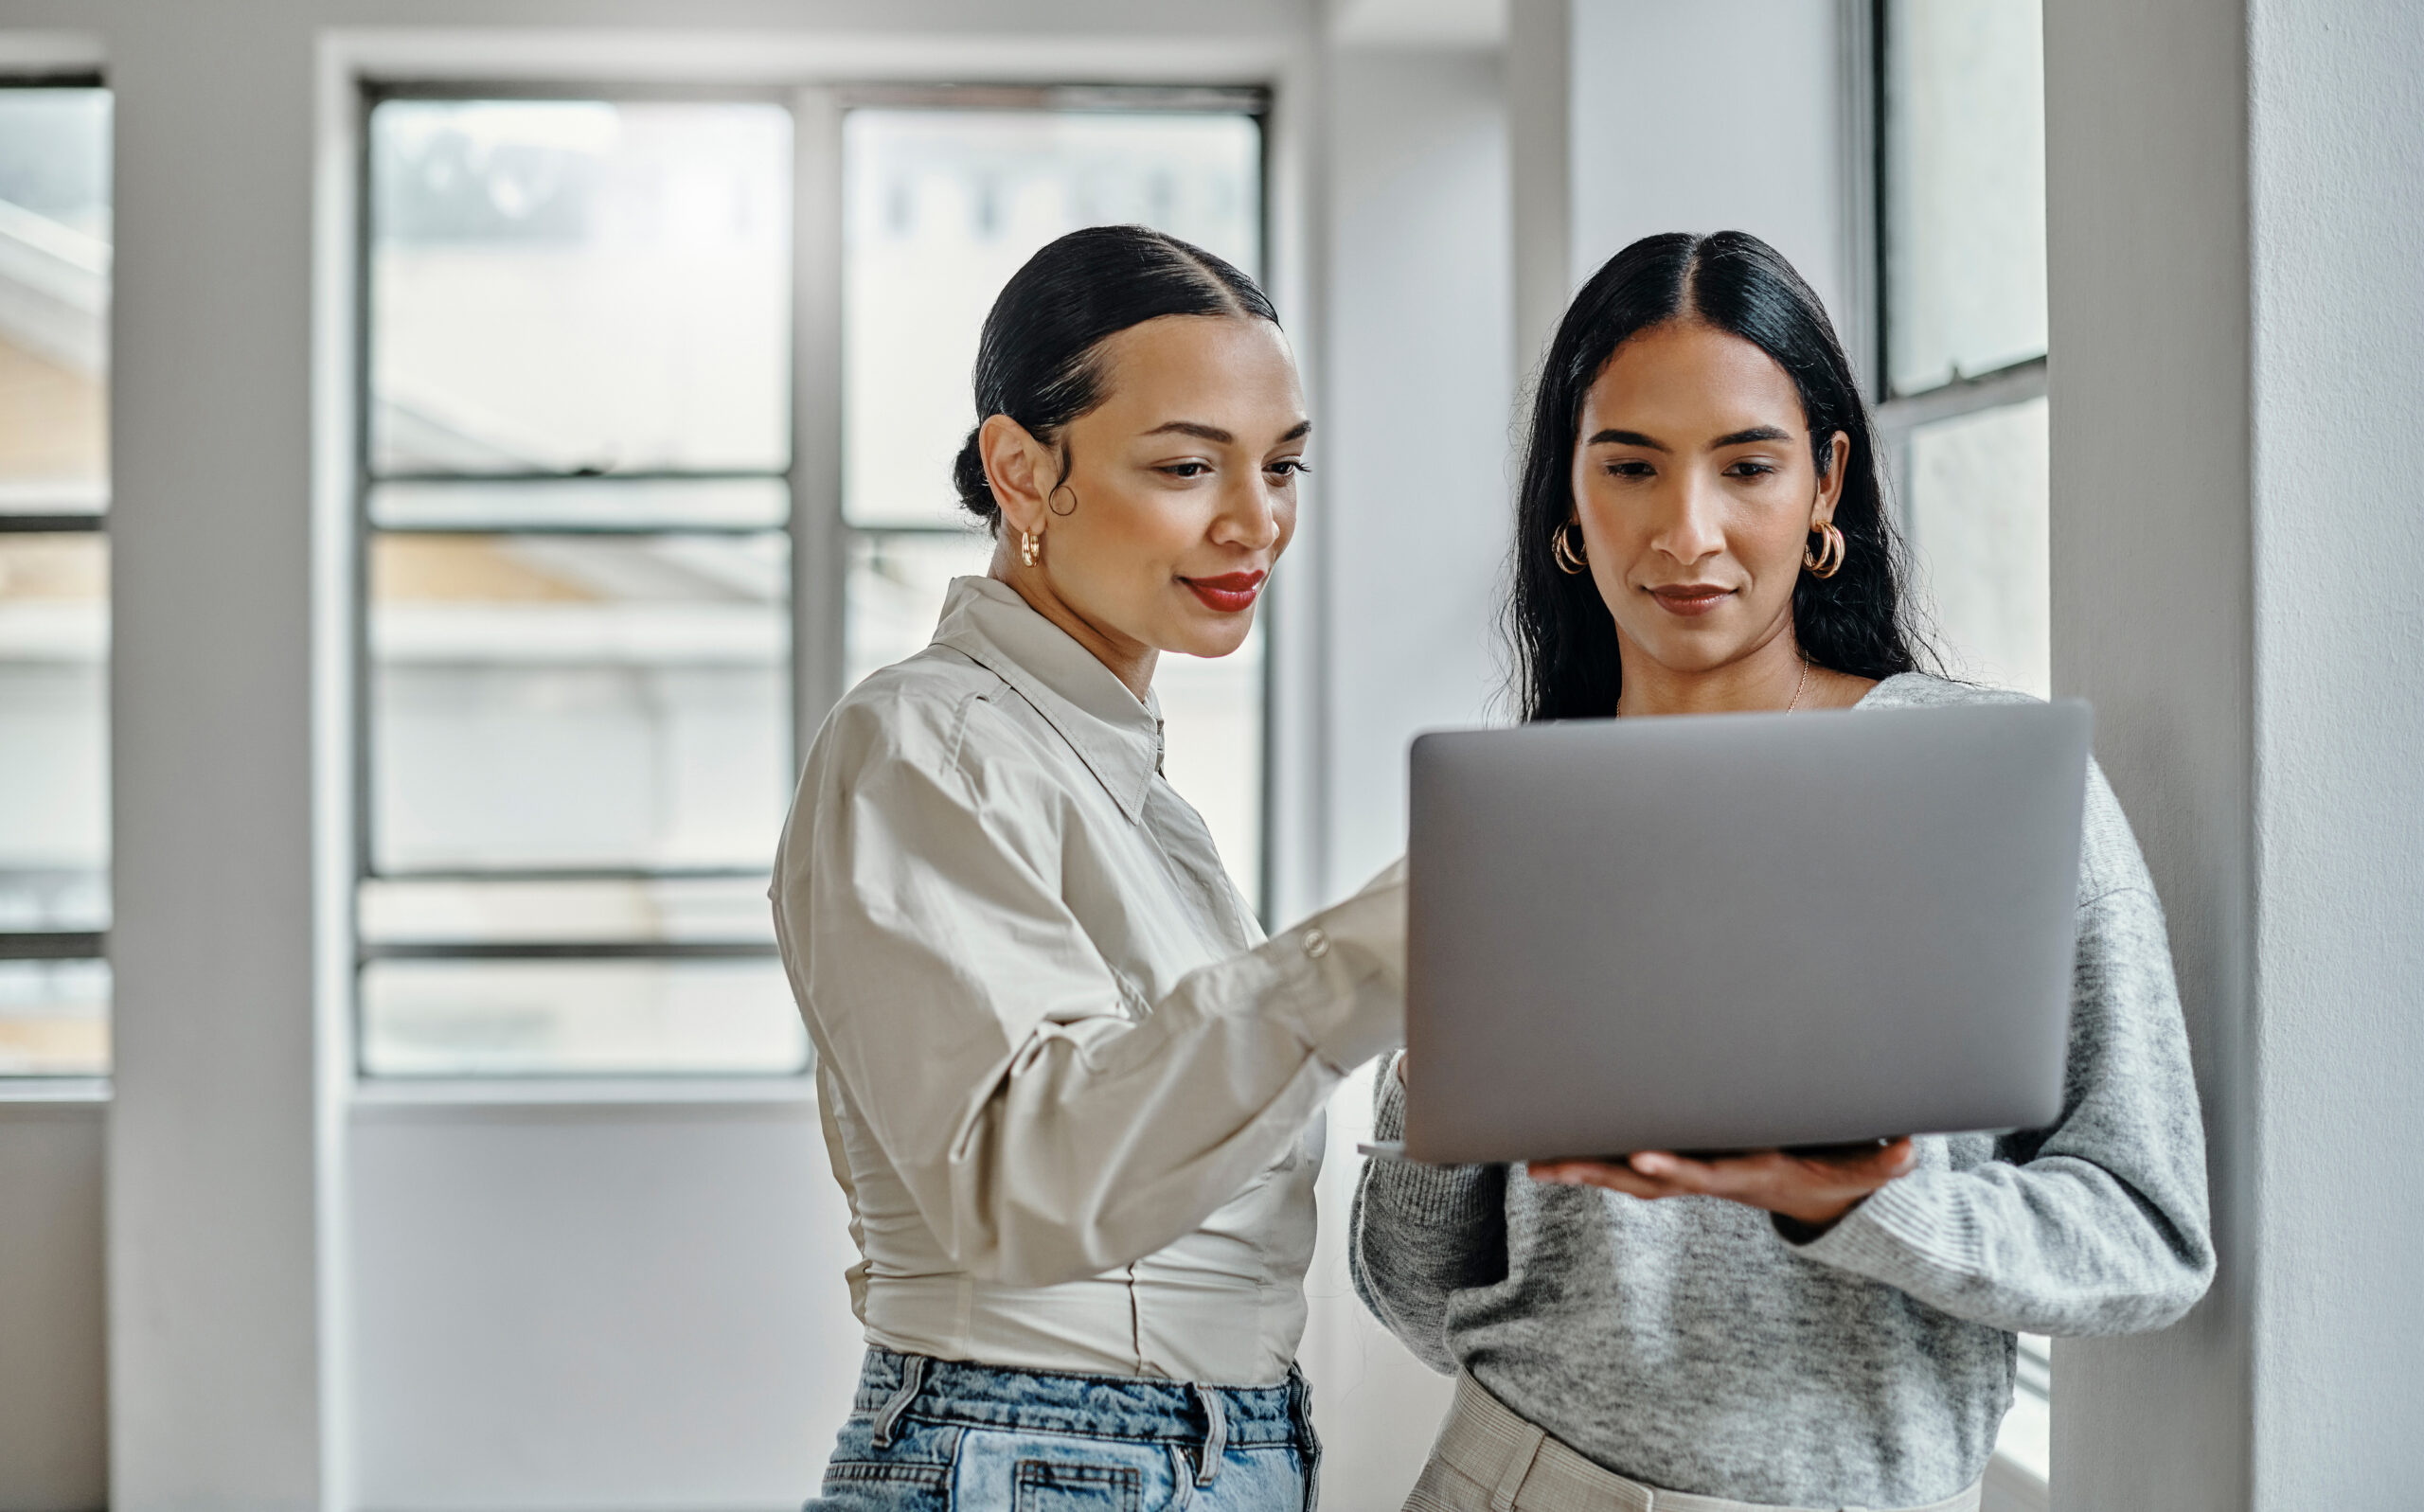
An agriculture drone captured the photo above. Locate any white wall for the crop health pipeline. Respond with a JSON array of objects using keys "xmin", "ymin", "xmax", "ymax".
[
  {"xmin": 2242, "ymin": 0, "xmax": 2424, "ymax": 1501},
  {"xmin": 348, "ymin": 1096, "xmax": 856, "ymax": 1510},
  {"xmin": 1564, "ymin": 0, "xmax": 1854, "ymax": 342},
  {"xmin": 1299, "ymin": 44, "xmax": 1514, "ymax": 1508},
  {"xmin": 0, "ymin": 1096, "xmax": 106, "ymax": 1512},
  {"xmin": 2046, "ymin": 0, "xmax": 2424, "ymax": 1507}
]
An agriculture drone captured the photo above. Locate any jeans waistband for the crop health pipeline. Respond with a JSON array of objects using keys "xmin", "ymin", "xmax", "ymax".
[{"xmin": 851, "ymin": 1346, "xmax": 1309, "ymax": 1449}]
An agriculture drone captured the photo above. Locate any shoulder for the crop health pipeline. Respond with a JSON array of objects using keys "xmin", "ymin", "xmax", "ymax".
[
  {"xmin": 1855, "ymin": 670, "xmax": 2040, "ymax": 711},
  {"xmin": 808, "ymin": 644, "xmax": 1049, "ymax": 801},
  {"xmin": 1860, "ymin": 673, "xmax": 2159, "ymax": 910}
]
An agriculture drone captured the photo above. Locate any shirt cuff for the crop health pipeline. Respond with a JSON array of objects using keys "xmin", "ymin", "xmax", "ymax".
[
  {"xmin": 1265, "ymin": 860, "xmax": 1408, "ymax": 1073},
  {"xmin": 1780, "ymin": 1172, "xmax": 1979, "ymax": 1295}
]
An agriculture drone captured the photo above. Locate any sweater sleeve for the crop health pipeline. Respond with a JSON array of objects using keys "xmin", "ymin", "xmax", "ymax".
[
  {"xmin": 1789, "ymin": 767, "xmax": 2216, "ymax": 1335},
  {"xmin": 1348, "ymin": 1055, "xmax": 1507, "ymax": 1374}
]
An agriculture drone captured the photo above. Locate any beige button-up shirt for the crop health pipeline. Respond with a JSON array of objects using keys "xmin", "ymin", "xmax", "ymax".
[{"xmin": 773, "ymin": 576, "xmax": 1405, "ymax": 1386}]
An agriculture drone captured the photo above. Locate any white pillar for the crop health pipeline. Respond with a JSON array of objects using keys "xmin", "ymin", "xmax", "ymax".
[
  {"xmin": 1505, "ymin": 0, "xmax": 1570, "ymax": 386},
  {"xmin": 2046, "ymin": 0, "xmax": 2424, "ymax": 1504},
  {"xmin": 106, "ymin": 12, "xmax": 341, "ymax": 1507}
]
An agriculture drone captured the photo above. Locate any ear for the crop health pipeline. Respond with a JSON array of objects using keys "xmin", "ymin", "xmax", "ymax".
[
  {"xmin": 979, "ymin": 414, "xmax": 1057, "ymax": 538},
  {"xmin": 1810, "ymin": 430, "xmax": 1852, "ymax": 527}
]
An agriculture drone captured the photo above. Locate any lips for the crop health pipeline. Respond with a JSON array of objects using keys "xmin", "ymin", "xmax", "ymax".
[
  {"xmin": 1182, "ymin": 570, "xmax": 1267, "ymax": 614},
  {"xmin": 1647, "ymin": 583, "xmax": 1732, "ymax": 617}
]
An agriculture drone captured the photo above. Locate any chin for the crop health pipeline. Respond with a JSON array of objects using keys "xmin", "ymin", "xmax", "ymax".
[{"xmin": 1167, "ymin": 620, "xmax": 1256, "ymax": 661}]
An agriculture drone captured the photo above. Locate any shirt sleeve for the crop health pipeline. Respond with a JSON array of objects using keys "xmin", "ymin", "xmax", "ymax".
[
  {"xmin": 1348, "ymin": 1055, "xmax": 1506, "ymax": 1374},
  {"xmin": 775, "ymin": 695, "xmax": 1406, "ymax": 1290},
  {"xmin": 1787, "ymin": 765, "xmax": 2217, "ymax": 1336}
]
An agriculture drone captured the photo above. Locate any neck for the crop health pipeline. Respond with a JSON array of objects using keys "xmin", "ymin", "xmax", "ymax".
[
  {"xmin": 1614, "ymin": 621, "xmax": 1808, "ymax": 718},
  {"xmin": 989, "ymin": 548, "xmax": 1158, "ymax": 702}
]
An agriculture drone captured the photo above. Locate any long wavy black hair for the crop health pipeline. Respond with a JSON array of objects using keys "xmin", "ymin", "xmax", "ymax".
[{"xmin": 1509, "ymin": 230, "xmax": 1927, "ymax": 720}]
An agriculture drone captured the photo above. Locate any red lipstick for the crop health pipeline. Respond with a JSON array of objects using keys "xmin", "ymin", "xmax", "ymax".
[
  {"xmin": 1647, "ymin": 582, "xmax": 1733, "ymax": 617},
  {"xmin": 1182, "ymin": 570, "xmax": 1267, "ymax": 614}
]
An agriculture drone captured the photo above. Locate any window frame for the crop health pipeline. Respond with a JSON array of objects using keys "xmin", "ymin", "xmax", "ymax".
[
  {"xmin": 1864, "ymin": 0, "xmax": 2057, "ymax": 1483},
  {"xmin": 1864, "ymin": 2, "xmax": 2049, "ymax": 485},
  {"xmin": 0, "ymin": 69, "xmax": 112, "ymax": 1087},
  {"xmin": 347, "ymin": 77, "xmax": 1275, "ymax": 1082}
]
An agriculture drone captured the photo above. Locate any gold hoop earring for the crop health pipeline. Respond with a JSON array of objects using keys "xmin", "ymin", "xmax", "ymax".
[
  {"xmin": 1803, "ymin": 522, "xmax": 1845, "ymax": 580},
  {"xmin": 1020, "ymin": 530, "xmax": 1040, "ymax": 569},
  {"xmin": 1552, "ymin": 520, "xmax": 1589, "ymax": 576}
]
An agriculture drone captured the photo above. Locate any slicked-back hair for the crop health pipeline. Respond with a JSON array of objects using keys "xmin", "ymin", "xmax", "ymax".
[
  {"xmin": 952, "ymin": 224, "xmax": 1278, "ymax": 531},
  {"xmin": 1509, "ymin": 230, "xmax": 1927, "ymax": 720}
]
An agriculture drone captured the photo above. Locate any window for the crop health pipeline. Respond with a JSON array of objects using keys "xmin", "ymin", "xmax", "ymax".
[
  {"xmin": 359, "ymin": 93, "xmax": 803, "ymax": 1076},
  {"xmin": 0, "ymin": 78, "xmax": 110, "ymax": 1080},
  {"xmin": 1878, "ymin": 0, "xmax": 2050, "ymax": 700},
  {"xmin": 356, "ymin": 86, "xmax": 1271, "ymax": 1076},
  {"xmin": 1875, "ymin": 0, "xmax": 2054, "ymax": 1489}
]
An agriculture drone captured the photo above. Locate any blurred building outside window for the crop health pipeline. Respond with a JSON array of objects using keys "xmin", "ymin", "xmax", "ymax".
[
  {"xmin": 0, "ymin": 79, "xmax": 111, "ymax": 1081},
  {"xmin": 1876, "ymin": 0, "xmax": 2054, "ymax": 1492},
  {"xmin": 358, "ymin": 88, "xmax": 1268, "ymax": 1078}
]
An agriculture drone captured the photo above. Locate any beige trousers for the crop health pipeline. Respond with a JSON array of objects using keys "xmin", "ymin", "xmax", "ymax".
[{"xmin": 1401, "ymin": 1375, "xmax": 1986, "ymax": 1512}]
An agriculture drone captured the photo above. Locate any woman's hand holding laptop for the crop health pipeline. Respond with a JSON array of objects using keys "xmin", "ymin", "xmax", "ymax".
[{"xmin": 1529, "ymin": 1140, "xmax": 1916, "ymax": 1230}]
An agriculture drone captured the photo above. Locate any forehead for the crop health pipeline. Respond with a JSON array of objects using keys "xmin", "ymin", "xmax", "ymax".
[
  {"xmin": 1088, "ymin": 315, "xmax": 1304, "ymax": 425},
  {"xmin": 1583, "ymin": 320, "xmax": 1807, "ymax": 433}
]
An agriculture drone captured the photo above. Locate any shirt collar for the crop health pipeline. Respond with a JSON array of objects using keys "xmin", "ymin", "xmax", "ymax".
[{"xmin": 930, "ymin": 575, "xmax": 1162, "ymax": 820}]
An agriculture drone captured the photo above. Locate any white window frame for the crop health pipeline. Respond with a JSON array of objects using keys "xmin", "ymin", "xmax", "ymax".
[{"xmin": 343, "ymin": 66, "xmax": 1287, "ymax": 1087}]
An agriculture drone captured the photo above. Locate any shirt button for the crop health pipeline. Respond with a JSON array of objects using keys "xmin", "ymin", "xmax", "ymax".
[{"xmin": 1302, "ymin": 928, "xmax": 1331, "ymax": 960}]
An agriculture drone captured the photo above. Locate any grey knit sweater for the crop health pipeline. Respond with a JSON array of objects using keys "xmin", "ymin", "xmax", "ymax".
[{"xmin": 1349, "ymin": 674, "xmax": 2215, "ymax": 1508}]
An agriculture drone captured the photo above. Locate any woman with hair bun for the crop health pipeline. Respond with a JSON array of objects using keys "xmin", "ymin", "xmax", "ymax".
[
  {"xmin": 1352, "ymin": 231, "xmax": 2212, "ymax": 1512},
  {"xmin": 775, "ymin": 224, "xmax": 1404, "ymax": 1509}
]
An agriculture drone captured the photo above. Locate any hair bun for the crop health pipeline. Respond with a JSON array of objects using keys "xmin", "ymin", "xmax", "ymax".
[{"xmin": 953, "ymin": 428, "xmax": 998, "ymax": 523}]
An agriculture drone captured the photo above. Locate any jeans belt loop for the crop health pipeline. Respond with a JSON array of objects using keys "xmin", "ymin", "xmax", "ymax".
[
  {"xmin": 869, "ymin": 1353, "xmax": 927, "ymax": 1450},
  {"xmin": 1192, "ymin": 1382, "xmax": 1228, "ymax": 1485}
]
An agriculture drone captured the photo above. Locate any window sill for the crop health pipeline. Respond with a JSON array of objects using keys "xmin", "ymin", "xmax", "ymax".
[
  {"xmin": 348, "ymin": 1073, "xmax": 814, "ymax": 1117},
  {"xmin": 0, "ymin": 1076, "xmax": 110, "ymax": 1108}
]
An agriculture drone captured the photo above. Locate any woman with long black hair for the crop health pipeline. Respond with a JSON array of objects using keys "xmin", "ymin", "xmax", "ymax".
[
  {"xmin": 776, "ymin": 225, "xmax": 1403, "ymax": 1509},
  {"xmin": 1351, "ymin": 231, "xmax": 2213, "ymax": 1512}
]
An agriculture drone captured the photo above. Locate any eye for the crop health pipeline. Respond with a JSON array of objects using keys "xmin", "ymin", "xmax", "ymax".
[
  {"xmin": 1159, "ymin": 461, "xmax": 1211, "ymax": 479},
  {"xmin": 1723, "ymin": 459, "xmax": 1779, "ymax": 478},
  {"xmin": 1604, "ymin": 458, "xmax": 1655, "ymax": 479},
  {"xmin": 1267, "ymin": 458, "xmax": 1310, "ymax": 479}
]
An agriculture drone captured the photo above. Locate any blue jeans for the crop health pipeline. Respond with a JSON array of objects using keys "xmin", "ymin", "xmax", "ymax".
[{"xmin": 805, "ymin": 1347, "xmax": 1320, "ymax": 1511}]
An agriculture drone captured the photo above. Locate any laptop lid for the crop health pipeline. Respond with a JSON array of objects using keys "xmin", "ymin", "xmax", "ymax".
[{"xmin": 1401, "ymin": 699, "xmax": 2090, "ymax": 1165}]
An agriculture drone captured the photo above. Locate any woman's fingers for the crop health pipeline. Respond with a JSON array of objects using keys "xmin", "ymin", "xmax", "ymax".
[{"xmin": 1527, "ymin": 1159, "xmax": 1678, "ymax": 1200}]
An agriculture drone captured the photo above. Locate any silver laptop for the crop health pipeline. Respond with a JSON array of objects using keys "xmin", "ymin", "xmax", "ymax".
[{"xmin": 1391, "ymin": 700, "xmax": 2091, "ymax": 1165}]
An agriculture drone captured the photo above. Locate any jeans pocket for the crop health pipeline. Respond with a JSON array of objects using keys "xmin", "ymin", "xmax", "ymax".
[{"xmin": 1010, "ymin": 1458, "xmax": 1144, "ymax": 1511}]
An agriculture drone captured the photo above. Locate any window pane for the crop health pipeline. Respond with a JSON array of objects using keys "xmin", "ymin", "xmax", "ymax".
[
  {"xmin": 370, "ymin": 98, "xmax": 791, "ymax": 475},
  {"xmin": 1905, "ymin": 397, "xmax": 2049, "ymax": 698},
  {"xmin": 1884, "ymin": 0, "xmax": 2046, "ymax": 395},
  {"xmin": 361, "ymin": 957, "xmax": 803, "ymax": 1076},
  {"xmin": 0, "ymin": 534, "xmax": 108, "ymax": 933},
  {"xmin": 843, "ymin": 108, "xmax": 1262, "ymax": 528},
  {"xmin": 369, "ymin": 533, "xmax": 789, "ymax": 872},
  {"xmin": 0, "ymin": 86, "xmax": 109, "ymax": 515},
  {"xmin": 0, "ymin": 959, "xmax": 108, "ymax": 1077},
  {"xmin": 361, "ymin": 876, "xmax": 774, "ymax": 946},
  {"xmin": 845, "ymin": 529, "xmax": 993, "ymax": 691},
  {"xmin": 371, "ymin": 476, "xmax": 788, "ymax": 532}
]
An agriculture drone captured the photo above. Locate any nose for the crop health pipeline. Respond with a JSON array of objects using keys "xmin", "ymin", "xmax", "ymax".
[
  {"xmin": 1210, "ymin": 471, "xmax": 1283, "ymax": 553},
  {"xmin": 1646, "ymin": 470, "xmax": 1725, "ymax": 568}
]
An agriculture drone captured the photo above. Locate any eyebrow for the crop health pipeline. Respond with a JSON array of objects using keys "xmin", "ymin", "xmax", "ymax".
[
  {"xmin": 1144, "ymin": 419, "xmax": 1312, "ymax": 444},
  {"xmin": 1583, "ymin": 425, "xmax": 1794, "ymax": 452}
]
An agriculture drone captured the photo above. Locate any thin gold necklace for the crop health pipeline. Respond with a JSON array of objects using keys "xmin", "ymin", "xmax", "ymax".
[{"xmin": 1785, "ymin": 652, "xmax": 1810, "ymax": 713}]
